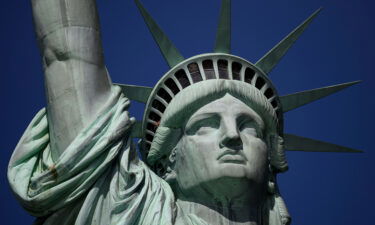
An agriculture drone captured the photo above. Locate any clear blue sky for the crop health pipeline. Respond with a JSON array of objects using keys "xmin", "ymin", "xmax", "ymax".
[{"xmin": 1, "ymin": 0, "xmax": 374, "ymax": 224}]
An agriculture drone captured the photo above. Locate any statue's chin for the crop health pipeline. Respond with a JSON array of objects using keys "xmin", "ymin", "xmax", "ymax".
[
  {"xmin": 213, "ymin": 160, "xmax": 266, "ymax": 183},
  {"xmin": 216, "ymin": 162, "xmax": 251, "ymax": 178},
  {"xmin": 175, "ymin": 169, "xmax": 266, "ymax": 207},
  {"xmin": 174, "ymin": 158, "xmax": 267, "ymax": 207}
]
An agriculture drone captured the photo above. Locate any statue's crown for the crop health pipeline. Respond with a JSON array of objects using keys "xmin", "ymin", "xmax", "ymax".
[{"xmin": 116, "ymin": 0, "xmax": 361, "ymax": 164}]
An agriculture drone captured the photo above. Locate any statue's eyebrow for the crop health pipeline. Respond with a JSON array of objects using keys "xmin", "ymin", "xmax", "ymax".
[{"xmin": 185, "ymin": 113, "xmax": 220, "ymax": 130}]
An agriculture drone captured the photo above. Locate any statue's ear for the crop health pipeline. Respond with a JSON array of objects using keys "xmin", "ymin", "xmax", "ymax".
[
  {"xmin": 168, "ymin": 147, "xmax": 177, "ymax": 164},
  {"xmin": 163, "ymin": 167, "xmax": 177, "ymax": 185},
  {"xmin": 268, "ymin": 134, "xmax": 289, "ymax": 173},
  {"xmin": 163, "ymin": 148, "xmax": 178, "ymax": 184}
]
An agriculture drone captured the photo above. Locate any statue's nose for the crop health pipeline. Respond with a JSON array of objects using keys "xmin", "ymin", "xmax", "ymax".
[{"xmin": 219, "ymin": 119, "xmax": 242, "ymax": 150}]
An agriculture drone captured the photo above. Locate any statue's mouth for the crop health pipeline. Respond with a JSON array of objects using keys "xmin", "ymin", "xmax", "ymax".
[{"xmin": 217, "ymin": 150, "xmax": 247, "ymax": 164}]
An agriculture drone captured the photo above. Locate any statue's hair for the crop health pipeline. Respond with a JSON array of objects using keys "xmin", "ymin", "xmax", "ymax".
[{"xmin": 262, "ymin": 193, "xmax": 291, "ymax": 225}]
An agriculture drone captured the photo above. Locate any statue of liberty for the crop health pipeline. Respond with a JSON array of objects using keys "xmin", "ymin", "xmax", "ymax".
[{"xmin": 7, "ymin": 0, "xmax": 361, "ymax": 224}]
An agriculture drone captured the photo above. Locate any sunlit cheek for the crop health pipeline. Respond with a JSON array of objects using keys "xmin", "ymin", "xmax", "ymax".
[
  {"xmin": 186, "ymin": 135, "xmax": 221, "ymax": 170},
  {"xmin": 176, "ymin": 138, "xmax": 200, "ymax": 189},
  {"xmin": 242, "ymin": 134, "xmax": 268, "ymax": 160},
  {"xmin": 242, "ymin": 127, "xmax": 258, "ymax": 137},
  {"xmin": 183, "ymin": 137, "xmax": 209, "ymax": 167},
  {"xmin": 177, "ymin": 137, "xmax": 217, "ymax": 189}
]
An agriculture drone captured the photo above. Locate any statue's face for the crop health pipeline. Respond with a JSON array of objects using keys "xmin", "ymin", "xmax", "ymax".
[{"xmin": 174, "ymin": 94, "xmax": 269, "ymax": 203}]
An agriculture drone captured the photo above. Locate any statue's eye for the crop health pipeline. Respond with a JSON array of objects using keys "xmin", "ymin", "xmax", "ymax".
[
  {"xmin": 186, "ymin": 116, "xmax": 220, "ymax": 135},
  {"xmin": 238, "ymin": 117, "xmax": 261, "ymax": 138}
]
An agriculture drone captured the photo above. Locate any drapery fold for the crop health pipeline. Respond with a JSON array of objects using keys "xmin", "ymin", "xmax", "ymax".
[
  {"xmin": 8, "ymin": 86, "xmax": 177, "ymax": 225},
  {"xmin": 8, "ymin": 86, "xmax": 131, "ymax": 217}
]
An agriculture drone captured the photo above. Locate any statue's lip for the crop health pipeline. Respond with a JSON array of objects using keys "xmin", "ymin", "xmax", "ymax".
[{"xmin": 216, "ymin": 150, "xmax": 247, "ymax": 163}]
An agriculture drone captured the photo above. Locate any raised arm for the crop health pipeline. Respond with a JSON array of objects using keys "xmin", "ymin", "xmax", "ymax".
[{"xmin": 32, "ymin": 0, "xmax": 112, "ymax": 160}]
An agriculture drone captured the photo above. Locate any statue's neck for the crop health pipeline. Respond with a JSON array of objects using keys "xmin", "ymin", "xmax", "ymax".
[{"xmin": 176, "ymin": 198, "xmax": 261, "ymax": 225}]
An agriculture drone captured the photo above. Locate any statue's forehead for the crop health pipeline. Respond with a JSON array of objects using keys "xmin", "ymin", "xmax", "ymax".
[{"xmin": 188, "ymin": 93, "xmax": 263, "ymax": 123}]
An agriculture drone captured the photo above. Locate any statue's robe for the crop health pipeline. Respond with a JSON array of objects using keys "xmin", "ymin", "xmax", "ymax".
[
  {"xmin": 8, "ymin": 88, "xmax": 208, "ymax": 225},
  {"xmin": 8, "ymin": 86, "xmax": 291, "ymax": 225}
]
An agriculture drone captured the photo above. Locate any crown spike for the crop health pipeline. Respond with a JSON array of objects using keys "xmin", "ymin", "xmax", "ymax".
[
  {"xmin": 284, "ymin": 134, "xmax": 362, "ymax": 153},
  {"xmin": 135, "ymin": 0, "xmax": 185, "ymax": 68},
  {"xmin": 256, "ymin": 8, "xmax": 322, "ymax": 75},
  {"xmin": 280, "ymin": 80, "xmax": 361, "ymax": 112},
  {"xmin": 214, "ymin": 0, "xmax": 231, "ymax": 53}
]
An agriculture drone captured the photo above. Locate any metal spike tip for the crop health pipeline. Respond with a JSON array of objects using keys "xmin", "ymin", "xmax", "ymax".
[
  {"xmin": 281, "ymin": 80, "xmax": 361, "ymax": 112},
  {"xmin": 134, "ymin": 0, "xmax": 185, "ymax": 68},
  {"xmin": 256, "ymin": 8, "xmax": 322, "ymax": 75},
  {"xmin": 214, "ymin": 0, "xmax": 231, "ymax": 54},
  {"xmin": 284, "ymin": 134, "xmax": 363, "ymax": 153}
]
